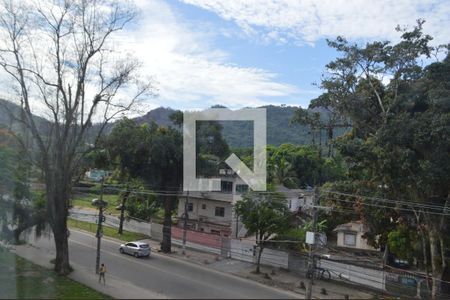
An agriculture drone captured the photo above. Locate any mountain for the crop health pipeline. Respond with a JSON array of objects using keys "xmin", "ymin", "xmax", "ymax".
[
  {"xmin": 134, "ymin": 107, "xmax": 177, "ymax": 127},
  {"xmin": 0, "ymin": 99, "xmax": 50, "ymax": 134},
  {"xmin": 129, "ymin": 105, "xmax": 321, "ymax": 147},
  {"xmin": 0, "ymin": 99, "xmax": 344, "ymax": 148}
]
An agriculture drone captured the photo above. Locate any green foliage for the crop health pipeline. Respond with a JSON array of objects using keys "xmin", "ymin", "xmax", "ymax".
[
  {"xmin": 387, "ymin": 224, "xmax": 419, "ymax": 262},
  {"xmin": 317, "ymin": 21, "xmax": 450, "ymax": 280},
  {"xmin": 67, "ymin": 219, "xmax": 148, "ymax": 242},
  {"xmin": 235, "ymin": 192, "xmax": 291, "ymax": 244},
  {"xmin": 0, "ymin": 146, "xmax": 15, "ymax": 193},
  {"xmin": 267, "ymin": 144, "xmax": 345, "ymax": 188},
  {"xmin": 106, "ymin": 118, "xmax": 152, "ymax": 180},
  {"xmin": 276, "ymin": 220, "xmax": 327, "ymax": 252},
  {"xmin": 123, "ymin": 181, "xmax": 159, "ymax": 220}
]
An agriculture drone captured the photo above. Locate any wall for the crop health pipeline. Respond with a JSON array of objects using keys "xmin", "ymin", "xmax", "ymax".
[
  {"xmin": 230, "ymin": 239, "xmax": 254, "ymax": 262},
  {"xmin": 319, "ymin": 259, "xmax": 384, "ymax": 290},
  {"xmin": 336, "ymin": 231, "xmax": 376, "ymax": 251},
  {"xmin": 257, "ymin": 247, "xmax": 289, "ymax": 269}
]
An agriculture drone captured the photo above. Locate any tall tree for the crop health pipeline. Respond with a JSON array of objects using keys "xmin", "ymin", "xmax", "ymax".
[
  {"xmin": 145, "ymin": 125, "xmax": 183, "ymax": 253},
  {"xmin": 0, "ymin": 0, "xmax": 151, "ymax": 274},
  {"xmin": 106, "ymin": 118, "xmax": 183, "ymax": 253},
  {"xmin": 318, "ymin": 21, "xmax": 449, "ymax": 297}
]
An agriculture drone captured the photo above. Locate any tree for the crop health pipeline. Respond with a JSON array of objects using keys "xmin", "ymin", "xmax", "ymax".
[
  {"xmin": 0, "ymin": 0, "xmax": 151, "ymax": 274},
  {"xmin": 267, "ymin": 144, "xmax": 345, "ymax": 188},
  {"xmin": 292, "ymin": 94, "xmax": 351, "ymax": 157},
  {"xmin": 145, "ymin": 125, "xmax": 183, "ymax": 253},
  {"xmin": 268, "ymin": 157, "xmax": 296, "ymax": 187},
  {"xmin": 105, "ymin": 118, "xmax": 183, "ymax": 253},
  {"xmin": 170, "ymin": 110, "xmax": 231, "ymax": 176},
  {"xmin": 318, "ymin": 21, "xmax": 449, "ymax": 297},
  {"xmin": 235, "ymin": 191, "xmax": 291, "ymax": 273}
]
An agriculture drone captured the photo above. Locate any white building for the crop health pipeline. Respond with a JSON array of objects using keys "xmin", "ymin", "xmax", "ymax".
[
  {"xmin": 177, "ymin": 171, "xmax": 316, "ymax": 237},
  {"xmin": 333, "ymin": 221, "xmax": 377, "ymax": 251},
  {"xmin": 177, "ymin": 170, "xmax": 248, "ymax": 237},
  {"xmin": 275, "ymin": 185, "xmax": 314, "ymax": 213}
]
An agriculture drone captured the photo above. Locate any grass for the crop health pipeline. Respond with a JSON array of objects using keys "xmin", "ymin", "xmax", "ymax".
[
  {"xmin": 0, "ymin": 246, "xmax": 111, "ymax": 299},
  {"xmin": 67, "ymin": 218, "xmax": 149, "ymax": 242},
  {"xmin": 71, "ymin": 193, "xmax": 119, "ymax": 215}
]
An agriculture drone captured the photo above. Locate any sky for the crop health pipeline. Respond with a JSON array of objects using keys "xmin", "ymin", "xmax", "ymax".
[
  {"xmin": 1, "ymin": 0, "xmax": 449, "ymax": 114},
  {"xmin": 114, "ymin": 0, "xmax": 449, "ymax": 112}
]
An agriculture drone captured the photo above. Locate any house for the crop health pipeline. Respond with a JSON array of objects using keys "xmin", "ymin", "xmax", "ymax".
[
  {"xmin": 84, "ymin": 169, "xmax": 111, "ymax": 182},
  {"xmin": 177, "ymin": 169, "xmax": 318, "ymax": 237},
  {"xmin": 275, "ymin": 185, "xmax": 314, "ymax": 213},
  {"xmin": 177, "ymin": 168, "xmax": 249, "ymax": 237},
  {"xmin": 333, "ymin": 221, "xmax": 377, "ymax": 251}
]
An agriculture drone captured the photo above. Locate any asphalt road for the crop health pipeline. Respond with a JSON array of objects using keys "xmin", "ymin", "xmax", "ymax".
[{"xmin": 29, "ymin": 230, "xmax": 297, "ymax": 299}]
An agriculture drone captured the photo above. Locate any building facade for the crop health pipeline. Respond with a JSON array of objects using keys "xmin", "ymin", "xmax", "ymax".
[{"xmin": 334, "ymin": 221, "xmax": 377, "ymax": 251}]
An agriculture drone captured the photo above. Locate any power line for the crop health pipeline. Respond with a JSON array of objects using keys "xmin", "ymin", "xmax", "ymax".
[
  {"xmin": 323, "ymin": 196, "xmax": 450, "ymax": 217},
  {"xmin": 323, "ymin": 190, "xmax": 449, "ymax": 212}
]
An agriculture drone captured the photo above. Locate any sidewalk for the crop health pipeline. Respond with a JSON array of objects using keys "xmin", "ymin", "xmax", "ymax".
[
  {"xmin": 139, "ymin": 237, "xmax": 375, "ymax": 299},
  {"xmin": 12, "ymin": 242, "xmax": 165, "ymax": 299}
]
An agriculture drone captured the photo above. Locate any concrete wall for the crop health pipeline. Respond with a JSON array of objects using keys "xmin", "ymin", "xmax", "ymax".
[
  {"xmin": 257, "ymin": 247, "xmax": 289, "ymax": 269},
  {"xmin": 319, "ymin": 259, "xmax": 384, "ymax": 290},
  {"xmin": 230, "ymin": 239, "xmax": 254, "ymax": 263}
]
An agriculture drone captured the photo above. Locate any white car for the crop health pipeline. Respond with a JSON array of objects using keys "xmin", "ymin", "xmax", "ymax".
[{"xmin": 119, "ymin": 241, "xmax": 151, "ymax": 258}]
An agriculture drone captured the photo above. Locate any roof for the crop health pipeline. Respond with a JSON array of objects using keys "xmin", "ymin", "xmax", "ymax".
[
  {"xmin": 131, "ymin": 241, "xmax": 149, "ymax": 246},
  {"xmin": 333, "ymin": 220, "xmax": 368, "ymax": 233},
  {"xmin": 275, "ymin": 185, "xmax": 314, "ymax": 197}
]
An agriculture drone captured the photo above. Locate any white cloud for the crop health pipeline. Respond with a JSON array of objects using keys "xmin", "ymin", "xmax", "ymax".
[
  {"xmin": 113, "ymin": 0, "xmax": 298, "ymax": 110},
  {"xmin": 180, "ymin": 0, "xmax": 450, "ymax": 45}
]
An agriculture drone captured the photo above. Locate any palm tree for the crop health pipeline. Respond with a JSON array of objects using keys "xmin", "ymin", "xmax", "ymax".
[{"xmin": 270, "ymin": 158, "xmax": 296, "ymax": 187}]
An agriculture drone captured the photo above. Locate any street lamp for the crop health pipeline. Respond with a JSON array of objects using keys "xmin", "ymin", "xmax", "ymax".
[{"xmin": 92, "ymin": 181, "xmax": 108, "ymax": 274}]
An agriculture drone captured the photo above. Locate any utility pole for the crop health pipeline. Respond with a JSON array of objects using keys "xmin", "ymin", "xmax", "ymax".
[
  {"xmin": 306, "ymin": 186, "xmax": 320, "ymax": 300},
  {"xmin": 235, "ymin": 213, "xmax": 239, "ymax": 238},
  {"xmin": 182, "ymin": 190, "xmax": 189, "ymax": 255},
  {"xmin": 118, "ymin": 185, "xmax": 130, "ymax": 235},
  {"xmin": 93, "ymin": 177, "xmax": 107, "ymax": 274}
]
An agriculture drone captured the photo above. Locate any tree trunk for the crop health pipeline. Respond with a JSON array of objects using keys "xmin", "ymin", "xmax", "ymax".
[
  {"xmin": 414, "ymin": 210, "xmax": 431, "ymax": 293},
  {"xmin": 161, "ymin": 196, "xmax": 175, "ymax": 253},
  {"xmin": 327, "ymin": 126, "xmax": 333, "ymax": 158},
  {"xmin": 46, "ymin": 170, "xmax": 72, "ymax": 275},
  {"xmin": 118, "ymin": 189, "xmax": 130, "ymax": 235},
  {"xmin": 53, "ymin": 220, "xmax": 71, "ymax": 275},
  {"xmin": 429, "ymin": 229, "xmax": 443, "ymax": 299},
  {"xmin": 439, "ymin": 236, "xmax": 446, "ymax": 272},
  {"xmin": 420, "ymin": 229, "xmax": 431, "ymax": 292},
  {"xmin": 256, "ymin": 245, "xmax": 264, "ymax": 274}
]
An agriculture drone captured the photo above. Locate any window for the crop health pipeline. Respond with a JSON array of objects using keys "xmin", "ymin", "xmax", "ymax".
[
  {"xmin": 211, "ymin": 230, "xmax": 221, "ymax": 235},
  {"xmin": 202, "ymin": 204, "xmax": 206, "ymax": 209},
  {"xmin": 236, "ymin": 184, "xmax": 248, "ymax": 194},
  {"xmin": 187, "ymin": 202, "xmax": 193, "ymax": 212},
  {"xmin": 215, "ymin": 206, "xmax": 225, "ymax": 217},
  {"xmin": 344, "ymin": 233, "xmax": 356, "ymax": 246},
  {"xmin": 221, "ymin": 180, "xmax": 233, "ymax": 193}
]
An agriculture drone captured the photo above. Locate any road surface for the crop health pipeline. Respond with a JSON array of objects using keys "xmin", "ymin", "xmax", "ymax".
[{"xmin": 25, "ymin": 230, "xmax": 297, "ymax": 299}]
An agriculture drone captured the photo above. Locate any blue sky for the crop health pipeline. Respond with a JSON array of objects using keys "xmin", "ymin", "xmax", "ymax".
[{"xmin": 116, "ymin": 0, "xmax": 450, "ymax": 112}]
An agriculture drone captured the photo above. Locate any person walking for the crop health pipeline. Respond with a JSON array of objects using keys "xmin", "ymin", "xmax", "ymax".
[{"xmin": 98, "ymin": 263, "xmax": 106, "ymax": 285}]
